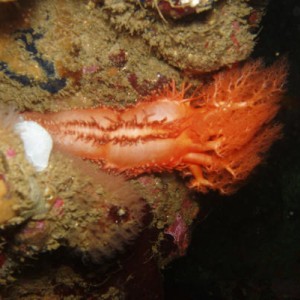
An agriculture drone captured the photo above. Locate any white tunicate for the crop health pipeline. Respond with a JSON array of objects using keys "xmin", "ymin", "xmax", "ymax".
[{"xmin": 15, "ymin": 120, "xmax": 53, "ymax": 172}]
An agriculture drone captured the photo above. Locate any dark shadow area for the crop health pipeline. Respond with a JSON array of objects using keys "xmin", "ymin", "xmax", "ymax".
[{"xmin": 164, "ymin": 0, "xmax": 300, "ymax": 299}]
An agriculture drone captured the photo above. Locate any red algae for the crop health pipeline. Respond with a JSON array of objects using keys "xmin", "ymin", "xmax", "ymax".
[{"xmin": 24, "ymin": 59, "xmax": 287, "ymax": 194}]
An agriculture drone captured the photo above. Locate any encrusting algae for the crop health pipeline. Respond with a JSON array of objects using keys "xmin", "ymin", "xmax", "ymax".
[
  {"xmin": 0, "ymin": 106, "xmax": 148, "ymax": 282},
  {"xmin": 0, "ymin": 108, "xmax": 41, "ymax": 228},
  {"xmin": 0, "ymin": 177, "xmax": 18, "ymax": 225}
]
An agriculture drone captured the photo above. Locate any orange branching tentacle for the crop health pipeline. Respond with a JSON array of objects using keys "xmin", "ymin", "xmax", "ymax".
[{"xmin": 23, "ymin": 59, "xmax": 287, "ymax": 194}]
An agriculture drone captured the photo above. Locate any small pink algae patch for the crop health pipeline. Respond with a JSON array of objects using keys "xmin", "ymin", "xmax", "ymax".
[
  {"xmin": 82, "ymin": 65, "xmax": 100, "ymax": 75},
  {"xmin": 21, "ymin": 220, "xmax": 46, "ymax": 236},
  {"xmin": 6, "ymin": 148, "xmax": 16, "ymax": 158},
  {"xmin": 164, "ymin": 198, "xmax": 199, "ymax": 256},
  {"xmin": 165, "ymin": 212, "xmax": 189, "ymax": 256},
  {"xmin": 35, "ymin": 220, "xmax": 46, "ymax": 230},
  {"xmin": 51, "ymin": 197, "xmax": 64, "ymax": 215}
]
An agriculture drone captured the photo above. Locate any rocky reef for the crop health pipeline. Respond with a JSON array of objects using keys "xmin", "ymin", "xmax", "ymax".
[{"xmin": 1, "ymin": 0, "xmax": 287, "ymax": 299}]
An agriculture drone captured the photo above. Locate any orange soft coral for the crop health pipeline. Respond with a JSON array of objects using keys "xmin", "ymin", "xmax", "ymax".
[{"xmin": 23, "ymin": 59, "xmax": 287, "ymax": 194}]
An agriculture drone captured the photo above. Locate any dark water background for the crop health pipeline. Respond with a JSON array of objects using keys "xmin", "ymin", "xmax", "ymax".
[{"xmin": 164, "ymin": 0, "xmax": 300, "ymax": 299}]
